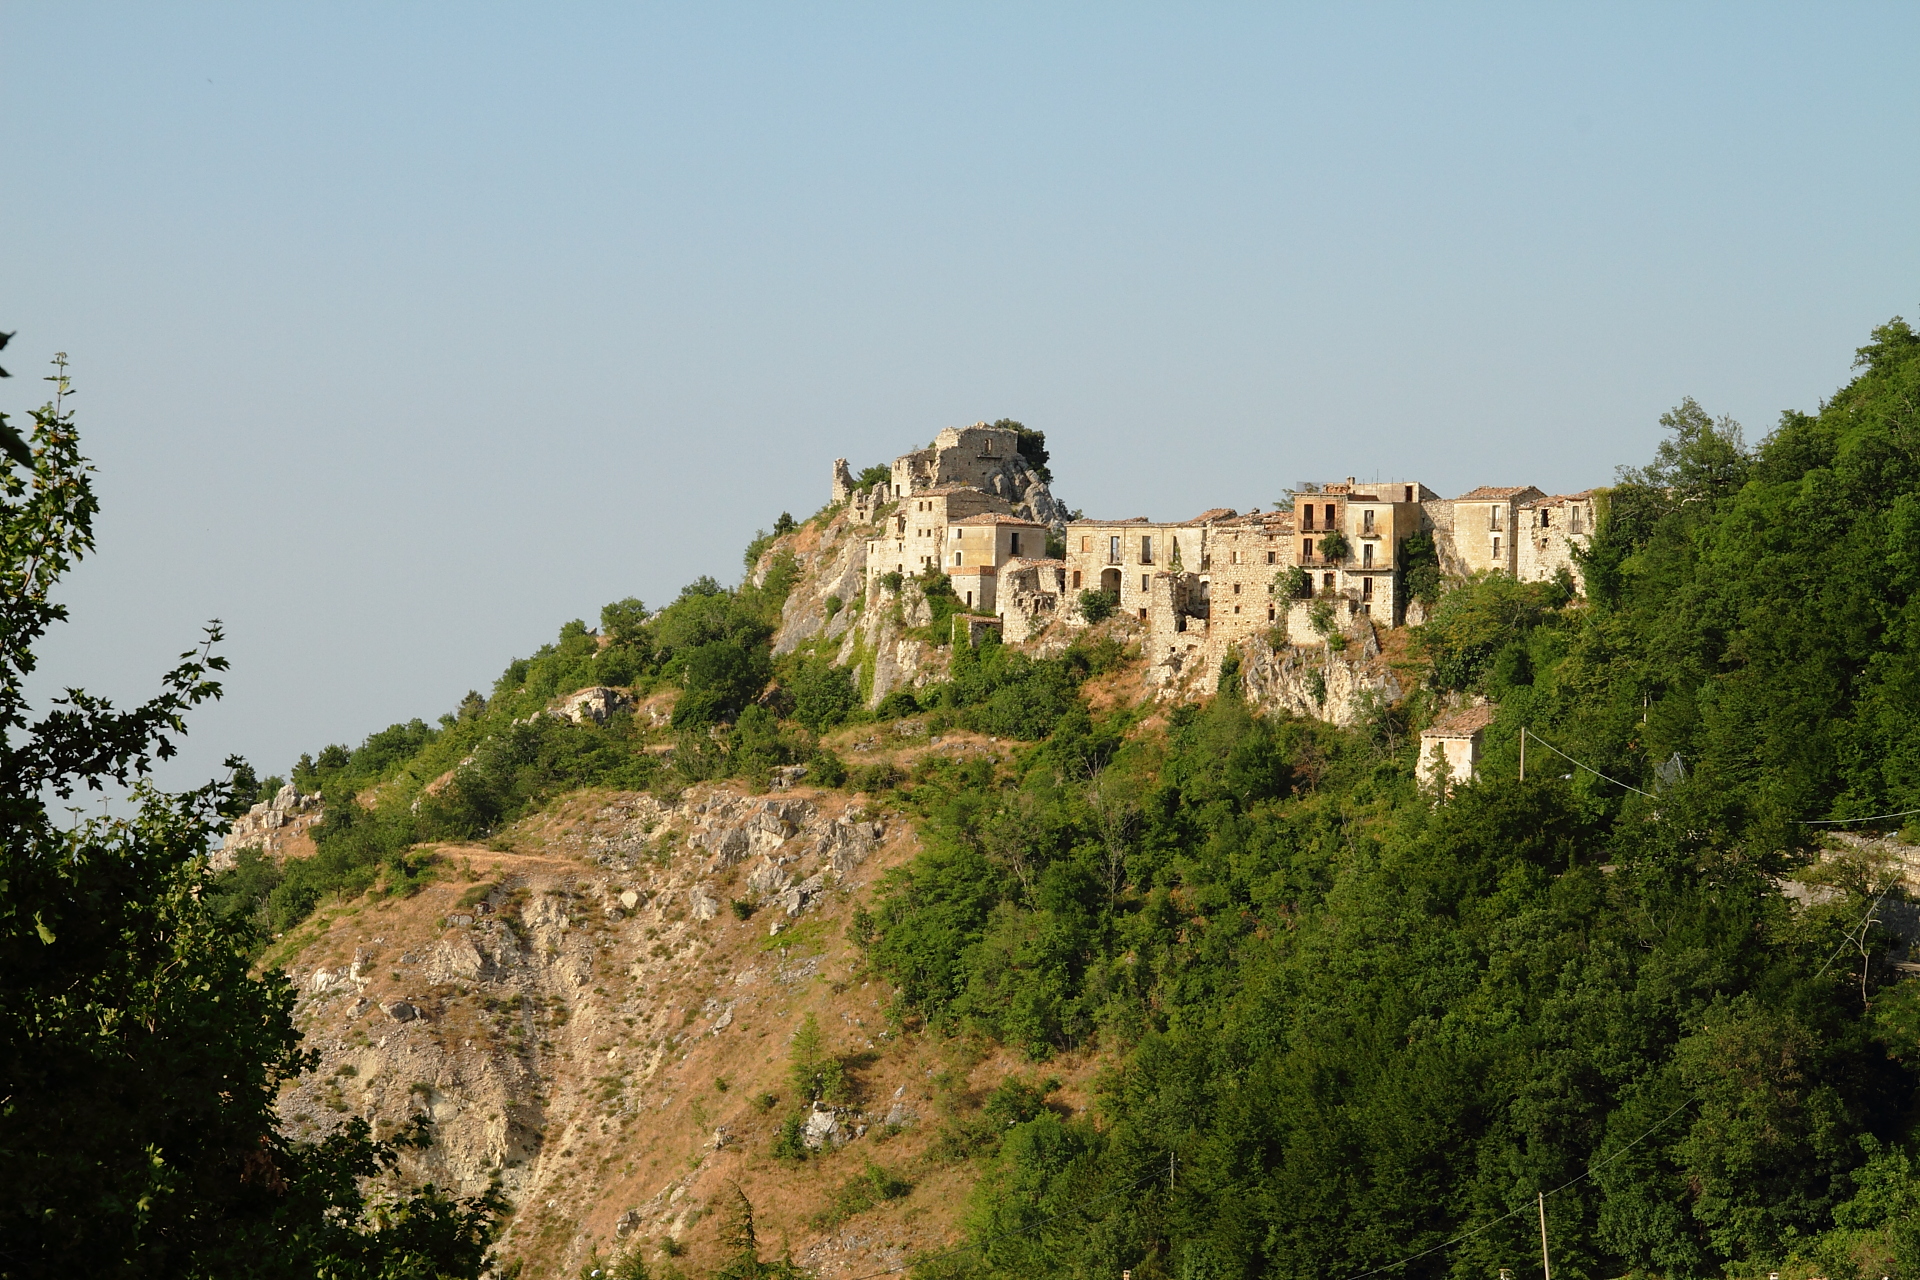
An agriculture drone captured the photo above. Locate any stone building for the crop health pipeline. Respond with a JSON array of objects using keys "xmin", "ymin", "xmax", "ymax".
[
  {"xmin": 1432, "ymin": 485, "xmax": 1546, "ymax": 576},
  {"xmin": 865, "ymin": 486, "xmax": 1013, "ymax": 583},
  {"xmin": 1515, "ymin": 491, "xmax": 1596, "ymax": 590},
  {"xmin": 1062, "ymin": 509, "xmax": 1245, "ymax": 624},
  {"xmin": 1418, "ymin": 704, "xmax": 1497, "ymax": 795},
  {"xmin": 1288, "ymin": 480, "xmax": 1438, "ymax": 627},
  {"xmin": 996, "ymin": 557, "xmax": 1070, "ymax": 641},
  {"xmin": 826, "ymin": 429, "xmax": 1595, "ymax": 721}
]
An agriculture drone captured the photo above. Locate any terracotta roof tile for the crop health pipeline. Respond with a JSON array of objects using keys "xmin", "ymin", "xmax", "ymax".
[
  {"xmin": 950, "ymin": 513, "xmax": 1046, "ymax": 527},
  {"xmin": 1455, "ymin": 485, "xmax": 1545, "ymax": 502},
  {"xmin": 1423, "ymin": 705, "xmax": 1498, "ymax": 737}
]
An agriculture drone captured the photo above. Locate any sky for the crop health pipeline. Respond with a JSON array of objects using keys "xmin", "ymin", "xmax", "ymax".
[{"xmin": 3, "ymin": 3, "xmax": 1917, "ymax": 792}]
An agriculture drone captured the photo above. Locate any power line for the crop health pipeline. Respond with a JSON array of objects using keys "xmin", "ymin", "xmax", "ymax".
[
  {"xmin": 1521, "ymin": 729, "xmax": 1919, "ymax": 829},
  {"xmin": 1518, "ymin": 730, "xmax": 1655, "ymax": 799},
  {"xmin": 1802, "ymin": 808, "xmax": 1920, "ymax": 827},
  {"xmin": 1338, "ymin": 1097, "xmax": 1697, "ymax": 1280}
]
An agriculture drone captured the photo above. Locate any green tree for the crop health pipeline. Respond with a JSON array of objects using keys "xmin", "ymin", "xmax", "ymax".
[
  {"xmin": 0, "ymin": 370, "xmax": 495, "ymax": 1275},
  {"xmin": 1077, "ymin": 589, "xmax": 1117, "ymax": 624},
  {"xmin": 789, "ymin": 1012, "xmax": 847, "ymax": 1103}
]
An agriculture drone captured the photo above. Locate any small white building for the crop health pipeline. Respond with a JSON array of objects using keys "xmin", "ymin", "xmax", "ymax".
[{"xmin": 1418, "ymin": 705, "xmax": 1497, "ymax": 795}]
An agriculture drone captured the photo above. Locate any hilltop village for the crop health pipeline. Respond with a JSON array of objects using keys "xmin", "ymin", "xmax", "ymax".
[{"xmin": 827, "ymin": 421, "xmax": 1594, "ymax": 701}]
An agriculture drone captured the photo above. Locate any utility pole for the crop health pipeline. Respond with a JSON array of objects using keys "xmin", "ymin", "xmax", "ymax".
[
  {"xmin": 1519, "ymin": 727, "xmax": 1526, "ymax": 782},
  {"xmin": 1537, "ymin": 1193, "xmax": 1552, "ymax": 1280}
]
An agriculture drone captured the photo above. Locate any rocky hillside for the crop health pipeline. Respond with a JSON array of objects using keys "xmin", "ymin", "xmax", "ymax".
[{"xmin": 272, "ymin": 732, "xmax": 1101, "ymax": 1279}]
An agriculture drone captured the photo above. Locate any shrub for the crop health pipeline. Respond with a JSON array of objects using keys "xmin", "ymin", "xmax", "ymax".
[
  {"xmin": 771, "ymin": 1113, "xmax": 810, "ymax": 1163},
  {"xmin": 878, "ymin": 571, "xmax": 904, "ymax": 593},
  {"xmin": 808, "ymin": 750, "xmax": 848, "ymax": 788},
  {"xmin": 789, "ymin": 659, "xmax": 858, "ymax": 732},
  {"xmin": 789, "ymin": 1012, "xmax": 849, "ymax": 1103},
  {"xmin": 1077, "ymin": 589, "xmax": 1118, "ymax": 624},
  {"xmin": 874, "ymin": 689, "xmax": 919, "ymax": 720},
  {"xmin": 1317, "ymin": 528, "xmax": 1351, "ymax": 563},
  {"xmin": 1400, "ymin": 530, "xmax": 1441, "ymax": 606}
]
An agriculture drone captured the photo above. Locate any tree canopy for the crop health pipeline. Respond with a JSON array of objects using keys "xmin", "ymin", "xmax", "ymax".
[{"xmin": 0, "ymin": 363, "xmax": 496, "ymax": 1277}]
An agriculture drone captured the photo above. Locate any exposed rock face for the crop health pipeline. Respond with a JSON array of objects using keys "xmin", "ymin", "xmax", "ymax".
[
  {"xmin": 557, "ymin": 686, "xmax": 635, "ymax": 726},
  {"xmin": 1142, "ymin": 615, "xmax": 1402, "ymax": 728},
  {"xmin": 214, "ymin": 782, "xmax": 322, "ymax": 869},
  {"xmin": 768, "ymin": 508, "xmax": 870, "ymax": 658},
  {"xmin": 836, "ymin": 576, "xmax": 946, "ymax": 710},
  {"xmin": 273, "ymin": 783, "xmax": 936, "ymax": 1279}
]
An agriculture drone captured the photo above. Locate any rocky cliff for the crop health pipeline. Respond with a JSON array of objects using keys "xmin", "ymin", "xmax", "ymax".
[{"xmin": 272, "ymin": 762, "xmax": 1091, "ymax": 1279}]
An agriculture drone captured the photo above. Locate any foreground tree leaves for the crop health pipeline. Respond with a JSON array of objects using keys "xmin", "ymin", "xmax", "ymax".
[{"xmin": 0, "ymin": 372, "xmax": 496, "ymax": 1278}]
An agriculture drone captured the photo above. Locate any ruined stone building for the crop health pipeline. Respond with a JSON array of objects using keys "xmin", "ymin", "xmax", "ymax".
[
  {"xmin": 830, "ymin": 427, "xmax": 1594, "ymax": 679},
  {"xmin": 1516, "ymin": 491, "xmax": 1597, "ymax": 584}
]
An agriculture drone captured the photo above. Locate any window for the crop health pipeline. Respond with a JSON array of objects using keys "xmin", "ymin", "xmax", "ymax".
[
  {"xmin": 1081, "ymin": 535, "xmax": 1090, "ymax": 552},
  {"xmin": 1490, "ymin": 505, "xmax": 1503, "ymax": 531},
  {"xmin": 1141, "ymin": 574, "xmax": 1149, "ymax": 592},
  {"xmin": 1404, "ymin": 485, "xmax": 1414, "ymax": 502},
  {"xmin": 1540, "ymin": 509, "xmax": 1550, "ymax": 528},
  {"xmin": 1571, "ymin": 506, "xmax": 1583, "ymax": 533},
  {"xmin": 1231, "ymin": 550, "xmax": 1240, "ymax": 565},
  {"xmin": 1323, "ymin": 572, "xmax": 1335, "ymax": 591},
  {"xmin": 1302, "ymin": 506, "xmax": 1315, "ymax": 531},
  {"xmin": 1233, "ymin": 582, "xmax": 1241, "ymax": 594},
  {"xmin": 1363, "ymin": 509, "xmax": 1375, "ymax": 533},
  {"xmin": 954, "ymin": 551, "xmax": 963, "ymax": 566},
  {"xmin": 1233, "ymin": 605, "xmax": 1241, "ymax": 614},
  {"xmin": 1268, "ymin": 605, "xmax": 1275, "ymax": 620},
  {"xmin": 965, "ymin": 591, "xmax": 973, "ymax": 607},
  {"xmin": 1492, "ymin": 536, "xmax": 1501, "ymax": 559},
  {"xmin": 1010, "ymin": 532, "xmax": 1022, "ymax": 556},
  {"xmin": 1303, "ymin": 538, "xmax": 1314, "ymax": 561},
  {"xmin": 1362, "ymin": 543, "xmax": 1373, "ymax": 568},
  {"xmin": 1266, "ymin": 550, "xmax": 1276, "ymax": 564},
  {"xmin": 1072, "ymin": 570, "xmax": 1082, "ymax": 588},
  {"xmin": 1138, "ymin": 608, "xmax": 1146, "ymax": 621},
  {"xmin": 1324, "ymin": 503, "xmax": 1336, "ymax": 528},
  {"xmin": 1362, "ymin": 576, "xmax": 1373, "ymax": 600},
  {"xmin": 1141, "ymin": 536, "xmax": 1153, "ymax": 564},
  {"xmin": 1109, "ymin": 535, "xmax": 1121, "ymax": 563}
]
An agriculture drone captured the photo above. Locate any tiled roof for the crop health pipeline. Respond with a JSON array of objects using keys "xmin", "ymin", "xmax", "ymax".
[
  {"xmin": 1182, "ymin": 508, "xmax": 1239, "ymax": 525},
  {"xmin": 1456, "ymin": 485, "xmax": 1545, "ymax": 502},
  {"xmin": 1066, "ymin": 516, "xmax": 1153, "ymax": 525},
  {"xmin": 950, "ymin": 513, "xmax": 1046, "ymax": 527},
  {"xmin": 1525, "ymin": 489, "xmax": 1596, "ymax": 504},
  {"xmin": 1423, "ymin": 705, "xmax": 1498, "ymax": 737}
]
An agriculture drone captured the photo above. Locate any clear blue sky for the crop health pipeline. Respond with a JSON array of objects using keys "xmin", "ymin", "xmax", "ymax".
[{"xmin": 4, "ymin": 4, "xmax": 1917, "ymax": 790}]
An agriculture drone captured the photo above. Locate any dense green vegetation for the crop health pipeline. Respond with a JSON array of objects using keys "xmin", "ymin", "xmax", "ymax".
[
  {"xmin": 213, "ymin": 509, "xmax": 1123, "ymax": 940},
  {"xmin": 844, "ymin": 320, "xmax": 1920, "ymax": 1279},
  {"xmin": 0, "ymin": 366, "xmax": 496, "ymax": 1275}
]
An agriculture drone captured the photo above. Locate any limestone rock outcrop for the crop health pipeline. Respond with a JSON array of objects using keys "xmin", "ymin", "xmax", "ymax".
[{"xmin": 214, "ymin": 782, "xmax": 322, "ymax": 869}]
